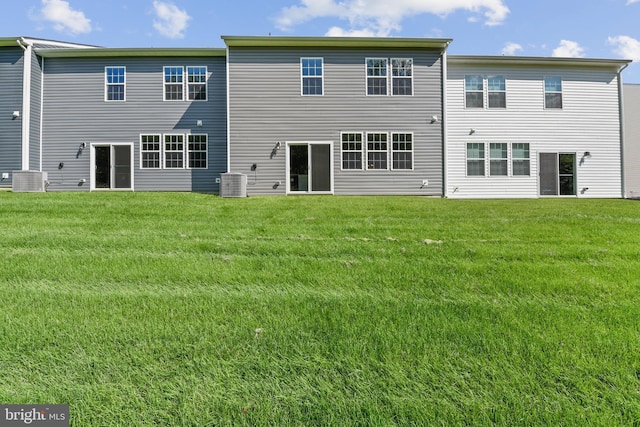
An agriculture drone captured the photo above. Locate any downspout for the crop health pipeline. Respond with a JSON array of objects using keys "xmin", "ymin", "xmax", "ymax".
[
  {"xmin": 225, "ymin": 44, "xmax": 231, "ymax": 174},
  {"xmin": 441, "ymin": 44, "xmax": 450, "ymax": 198},
  {"xmin": 17, "ymin": 37, "xmax": 32, "ymax": 171},
  {"xmin": 617, "ymin": 62, "xmax": 629, "ymax": 198}
]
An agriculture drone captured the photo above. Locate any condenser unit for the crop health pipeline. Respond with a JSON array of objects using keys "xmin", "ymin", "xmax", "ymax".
[
  {"xmin": 220, "ymin": 173, "xmax": 247, "ymax": 198},
  {"xmin": 12, "ymin": 171, "xmax": 48, "ymax": 192}
]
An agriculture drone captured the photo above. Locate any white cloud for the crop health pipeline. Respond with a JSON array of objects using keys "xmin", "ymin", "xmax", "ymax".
[
  {"xmin": 608, "ymin": 35, "xmax": 640, "ymax": 61},
  {"xmin": 277, "ymin": 0, "xmax": 509, "ymax": 36},
  {"xmin": 501, "ymin": 42, "xmax": 523, "ymax": 55},
  {"xmin": 153, "ymin": 1, "xmax": 191, "ymax": 39},
  {"xmin": 626, "ymin": 0, "xmax": 639, "ymax": 5},
  {"xmin": 38, "ymin": 0, "xmax": 91, "ymax": 35},
  {"xmin": 552, "ymin": 40, "xmax": 585, "ymax": 58},
  {"xmin": 325, "ymin": 26, "xmax": 378, "ymax": 37}
]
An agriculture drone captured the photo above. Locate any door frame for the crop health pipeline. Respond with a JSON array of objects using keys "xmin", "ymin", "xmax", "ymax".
[
  {"xmin": 90, "ymin": 143, "xmax": 134, "ymax": 191},
  {"xmin": 285, "ymin": 141, "xmax": 334, "ymax": 195},
  {"xmin": 538, "ymin": 152, "xmax": 577, "ymax": 197}
]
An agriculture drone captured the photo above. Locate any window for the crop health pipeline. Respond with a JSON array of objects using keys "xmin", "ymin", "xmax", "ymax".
[
  {"xmin": 105, "ymin": 67, "xmax": 125, "ymax": 101},
  {"xmin": 301, "ymin": 58, "xmax": 323, "ymax": 96},
  {"xmin": 187, "ymin": 67, "xmax": 207, "ymax": 100},
  {"xmin": 512, "ymin": 143, "xmax": 530, "ymax": 176},
  {"xmin": 489, "ymin": 143, "xmax": 508, "ymax": 176},
  {"xmin": 487, "ymin": 76, "xmax": 506, "ymax": 108},
  {"xmin": 140, "ymin": 135, "xmax": 161, "ymax": 169},
  {"xmin": 164, "ymin": 67, "xmax": 184, "ymax": 101},
  {"xmin": 545, "ymin": 76, "xmax": 562, "ymax": 109},
  {"xmin": 164, "ymin": 135, "xmax": 184, "ymax": 168},
  {"xmin": 188, "ymin": 134, "xmax": 207, "ymax": 169},
  {"xmin": 465, "ymin": 75, "xmax": 484, "ymax": 108},
  {"xmin": 341, "ymin": 133, "xmax": 363, "ymax": 170},
  {"xmin": 367, "ymin": 58, "xmax": 388, "ymax": 96},
  {"xmin": 366, "ymin": 133, "xmax": 388, "ymax": 170},
  {"xmin": 466, "ymin": 143, "xmax": 485, "ymax": 176},
  {"xmin": 391, "ymin": 59, "xmax": 413, "ymax": 96},
  {"xmin": 392, "ymin": 133, "xmax": 413, "ymax": 170}
]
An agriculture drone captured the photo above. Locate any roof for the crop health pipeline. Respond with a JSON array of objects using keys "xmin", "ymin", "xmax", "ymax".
[
  {"xmin": 0, "ymin": 36, "xmax": 96, "ymax": 49},
  {"xmin": 222, "ymin": 36, "xmax": 452, "ymax": 50},
  {"xmin": 448, "ymin": 55, "xmax": 631, "ymax": 70},
  {"xmin": 35, "ymin": 47, "xmax": 227, "ymax": 58}
]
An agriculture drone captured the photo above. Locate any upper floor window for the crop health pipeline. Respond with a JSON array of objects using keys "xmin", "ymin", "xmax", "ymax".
[
  {"xmin": 187, "ymin": 67, "xmax": 207, "ymax": 101},
  {"xmin": 164, "ymin": 67, "xmax": 184, "ymax": 101},
  {"xmin": 391, "ymin": 59, "xmax": 413, "ymax": 96},
  {"xmin": 105, "ymin": 67, "xmax": 125, "ymax": 101},
  {"xmin": 487, "ymin": 76, "xmax": 506, "ymax": 108},
  {"xmin": 544, "ymin": 76, "xmax": 562, "ymax": 109},
  {"xmin": 366, "ymin": 133, "xmax": 388, "ymax": 170},
  {"xmin": 465, "ymin": 75, "xmax": 484, "ymax": 108},
  {"xmin": 367, "ymin": 58, "xmax": 388, "ymax": 96},
  {"xmin": 391, "ymin": 133, "xmax": 413, "ymax": 170},
  {"xmin": 301, "ymin": 58, "xmax": 323, "ymax": 96},
  {"xmin": 341, "ymin": 133, "xmax": 363, "ymax": 170}
]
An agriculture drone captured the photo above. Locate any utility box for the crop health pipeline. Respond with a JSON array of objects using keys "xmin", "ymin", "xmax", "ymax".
[
  {"xmin": 220, "ymin": 173, "xmax": 247, "ymax": 198},
  {"xmin": 12, "ymin": 171, "xmax": 48, "ymax": 192}
]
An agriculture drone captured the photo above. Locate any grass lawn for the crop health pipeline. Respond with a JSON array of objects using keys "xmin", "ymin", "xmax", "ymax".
[{"xmin": 0, "ymin": 192, "xmax": 639, "ymax": 426}]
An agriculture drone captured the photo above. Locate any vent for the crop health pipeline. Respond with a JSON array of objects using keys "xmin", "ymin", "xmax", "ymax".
[
  {"xmin": 12, "ymin": 171, "xmax": 48, "ymax": 192},
  {"xmin": 220, "ymin": 173, "xmax": 247, "ymax": 198}
]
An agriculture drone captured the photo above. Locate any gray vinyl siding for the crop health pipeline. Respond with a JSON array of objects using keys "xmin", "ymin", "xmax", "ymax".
[
  {"xmin": 29, "ymin": 53, "xmax": 43, "ymax": 171},
  {"xmin": 0, "ymin": 47, "xmax": 24, "ymax": 187},
  {"xmin": 446, "ymin": 62, "xmax": 623, "ymax": 198},
  {"xmin": 227, "ymin": 47, "xmax": 444, "ymax": 196},
  {"xmin": 624, "ymin": 84, "xmax": 640, "ymax": 198},
  {"xmin": 42, "ymin": 55, "xmax": 226, "ymax": 192}
]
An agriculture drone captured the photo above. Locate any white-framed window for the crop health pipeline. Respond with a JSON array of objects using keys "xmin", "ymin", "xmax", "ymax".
[
  {"xmin": 140, "ymin": 134, "xmax": 161, "ymax": 169},
  {"xmin": 164, "ymin": 66, "xmax": 184, "ymax": 101},
  {"xmin": 487, "ymin": 76, "xmax": 506, "ymax": 108},
  {"xmin": 105, "ymin": 66, "xmax": 125, "ymax": 101},
  {"xmin": 489, "ymin": 143, "xmax": 508, "ymax": 176},
  {"xmin": 188, "ymin": 134, "xmax": 207, "ymax": 169},
  {"xmin": 341, "ymin": 133, "xmax": 363, "ymax": 170},
  {"xmin": 366, "ymin": 58, "xmax": 388, "ymax": 96},
  {"xmin": 164, "ymin": 134, "xmax": 184, "ymax": 168},
  {"xmin": 391, "ymin": 133, "xmax": 413, "ymax": 170},
  {"xmin": 544, "ymin": 76, "xmax": 562, "ymax": 109},
  {"xmin": 366, "ymin": 132, "xmax": 388, "ymax": 170},
  {"xmin": 465, "ymin": 75, "xmax": 484, "ymax": 108},
  {"xmin": 512, "ymin": 143, "xmax": 530, "ymax": 176},
  {"xmin": 391, "ymin": 58, "xmax": 413, "ymax": 96},
  {"xmin": 466, "ymin": 143, "xmax": 485, "ymax": 176},
  {"xmin": 301, "ymin": 58, "xmax": 323, "ymax": 96},
  {"xmin": 187, "ymin": 66, "xmax": 207, "ymax": 101}
]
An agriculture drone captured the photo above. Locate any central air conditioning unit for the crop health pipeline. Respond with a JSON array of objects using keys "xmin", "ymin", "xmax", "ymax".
[
  {"xmin": 12, "ymin": 171, "xmax": 48, "ymax": 192},
  {"xmin": 220, "ymin": 172, "xmax": 247, "ymax": 198}
]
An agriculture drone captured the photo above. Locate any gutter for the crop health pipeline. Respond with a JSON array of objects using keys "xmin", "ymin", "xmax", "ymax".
[{"xmin": 17, "ymin": 37, "xmax": 32, "ymax": 171}]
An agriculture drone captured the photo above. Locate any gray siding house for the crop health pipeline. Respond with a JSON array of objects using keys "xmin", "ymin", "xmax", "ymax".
[
  {"xmin": 38, "ymin": 47, "xmax": 227, "ymax": 192},
  {"xmin": 223, "ymin": 36, "xmax": 451, "ymax": 196},
  {"xmin": 1, "ymin": 37, "xmax": 93, "ymax": 189},
  {"xmin": 623, "ymin": 84, "xmax": 640, "ymax": 198}
]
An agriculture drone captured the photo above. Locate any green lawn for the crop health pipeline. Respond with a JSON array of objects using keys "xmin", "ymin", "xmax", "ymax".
[{"xmin": 0, "ymin": 193, "xmax": 639, "ymax": 426}]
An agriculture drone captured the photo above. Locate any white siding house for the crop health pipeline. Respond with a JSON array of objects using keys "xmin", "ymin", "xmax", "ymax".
[
  {"xmin": 623, "ymin": 84, "xmax": 640, "ymax": 199},
  {"xmin": 445, "ymin": 56, "xmax": 630, "ymax": 199}
]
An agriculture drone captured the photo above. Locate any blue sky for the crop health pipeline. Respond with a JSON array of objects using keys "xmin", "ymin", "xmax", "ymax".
[{"xmin": 3, "ymin": 0, "xmax": 640, "ymax": 81}]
